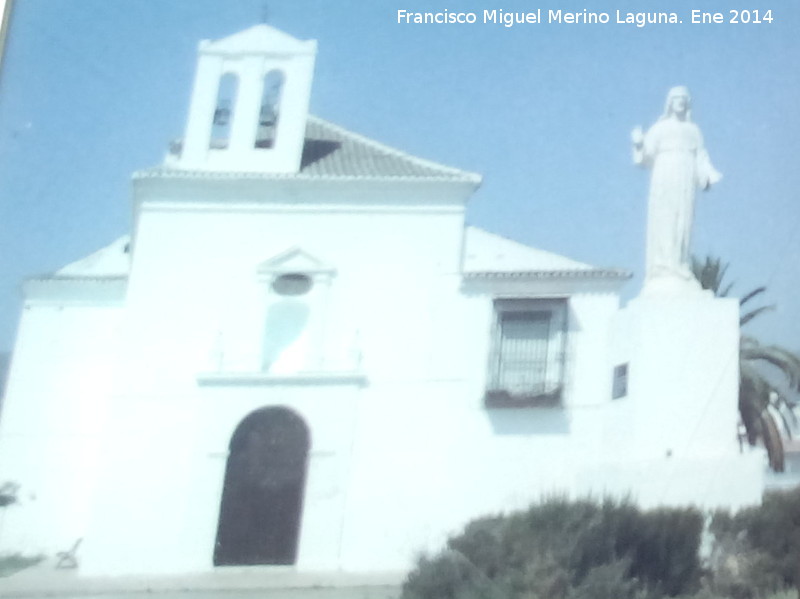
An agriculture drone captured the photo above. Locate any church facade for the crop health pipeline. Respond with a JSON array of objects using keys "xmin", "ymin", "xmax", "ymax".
[{"xmin": 0, "ymin": 25, "xmax": 767, "ymax": 577}]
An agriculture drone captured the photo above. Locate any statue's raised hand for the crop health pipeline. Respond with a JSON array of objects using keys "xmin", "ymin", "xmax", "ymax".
[{"xmin": 631, "ymin": 126, "xmax": 644, "ymax": 146}]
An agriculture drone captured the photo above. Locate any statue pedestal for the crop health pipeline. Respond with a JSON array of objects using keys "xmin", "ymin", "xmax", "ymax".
[
  {"xmin": 612, "ymin": 294, "xmax": 739, "ymax": 457},
  {"xmin": 640, "ymin": 274, "xmax": 705, "ymax": 297},
  {"xmin": 606, "ymin": 293, "xmax": 764, "ymax": 507}
]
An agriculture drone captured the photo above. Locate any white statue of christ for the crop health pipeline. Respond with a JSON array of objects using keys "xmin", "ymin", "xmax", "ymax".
[{"xmin": 632, "ymin": 86, "xmax": 722, "ymax": 294}]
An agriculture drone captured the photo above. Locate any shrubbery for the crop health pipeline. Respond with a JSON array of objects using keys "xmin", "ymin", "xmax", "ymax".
[
  {"xmin": 402, "ymin": 491, "xmax": 800, "ymax": 599},
  {"xmin": 709, "ymin": 488, "xmax": 800, "ymax": 599},
  {"xmin": 402, "ymin": 496, "xmax": 704, "ymax": 599},
  {"xmin": 0, "ymin": 553, "xmax": 43, "ymax": 577}
]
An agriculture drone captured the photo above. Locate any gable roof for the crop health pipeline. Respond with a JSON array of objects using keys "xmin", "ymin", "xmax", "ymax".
[
  {"xmin": 201, "ymin": 24, "xmax": 316, "ymax": 56},
  {"xmin": 462, "ymin": 227, "xmax": 630, "ymax": 280},
  {"xmin": 298, "ymin": 117, "xmax": 480, "ymax": 180},
  {"xmin": 24, "ymin": 236, "xmax": 130, "ymax": 300},
  {"xmin": 54, "ymin": 235, "xmax": 131, "ymax": 278},
  {"xmin": 141, "ymin": 116, "xmax": 482, "ymax": 183},
  {"xmin": 37, "ymin": 229, "xmax": 628, "ymax": 291}
]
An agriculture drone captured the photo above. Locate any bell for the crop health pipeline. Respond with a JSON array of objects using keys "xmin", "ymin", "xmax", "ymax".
[
  {"xmin": 259, "ymin": 104, "xmax": 277, "ymax": 127},
  {"xmin": 214, "ymin": 107, "xmax": 230, "ymax": 126}
]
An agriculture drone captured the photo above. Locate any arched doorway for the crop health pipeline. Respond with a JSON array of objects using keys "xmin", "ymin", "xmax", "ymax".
[{"xmin": 214, "ymin": 407, "xmax": 310, "ymax": 566}]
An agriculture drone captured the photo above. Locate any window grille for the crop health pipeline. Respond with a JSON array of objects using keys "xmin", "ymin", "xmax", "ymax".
[{"xmin": 486, "ymin": 298, "xmax": 567, "ymax": 407}]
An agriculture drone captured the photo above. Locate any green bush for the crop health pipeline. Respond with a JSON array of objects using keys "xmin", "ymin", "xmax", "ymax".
[
  {"xmin": 742, "ymin": 488, "xmax": 800, "ymax": 592},
  {"xmin": 629, "ymin": 507, "xmax": 704, "ymax": 596},
  {"xmin": 707, "ymin": 488, "xmax": 800, "ymax": 598},
  {"xmin": 402, "ymin": 550, "xmax": 507, "ymax": 599},
  {"xmin": 0, "ymin": 553, "xmax": 43, "ymax": 577},
  {"xmin": 402, "ymin": 491, "xmax": 800, "ymax": 599},
  {"xmin": 401, "ymin": 496, "xmax": 704, "ymax": 599},
  {"xmin": 569, "ymin": 560, "xmax": 641, "ymax": 599}
]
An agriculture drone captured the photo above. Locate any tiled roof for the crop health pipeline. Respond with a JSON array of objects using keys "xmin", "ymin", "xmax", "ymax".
[
  {"xmin": 298, "ymin": 117, "xmax": 479, "ymax": 180},
  {"xmin": 44, "ymin": 229, "xmax": 629, "ymax": 283},
  {"xmin": 138, "ymin": 116, "xmax": 481, "ymax": 182},
  {"xmin": 462, "ymin": 269, "xmax": 631, "ymax": 280},
  {"xmin": 463, "ymin": 227, "xmax": 631, "ymax": 280}
]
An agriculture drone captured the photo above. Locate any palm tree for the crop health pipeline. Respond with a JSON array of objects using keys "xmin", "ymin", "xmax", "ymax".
[{"xmin": 692, "ymin": 256, "xmax": 800, "ymax": 472}]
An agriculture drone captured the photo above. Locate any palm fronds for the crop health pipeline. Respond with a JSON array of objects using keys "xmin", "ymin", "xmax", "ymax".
[
  {"xmin": 692, "ymin": 256, "xmax": 731, "ymax": 296},
  {"xmin": 692, "ymin": 255, "xmax": 800, "ymax": 471},
  {"xmin": 740, "ymin": 305, "xmax": 775, "ymax": 327},
  {"xmin": 741, "ymin": 336, "xmax": 800, "ymax": 391},
  {"xmin": 740, "ymin": 286, "xmax": 767, "ymax": 307}
]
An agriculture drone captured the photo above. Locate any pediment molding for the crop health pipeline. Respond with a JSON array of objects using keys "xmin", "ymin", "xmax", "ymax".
[
  {"xmin": 256, "ymin": 247, "xmax": 336, "ymax": 280},
  {"xmin": 201, "ymin": 24, "xmax": 317, "ymax": 57}
]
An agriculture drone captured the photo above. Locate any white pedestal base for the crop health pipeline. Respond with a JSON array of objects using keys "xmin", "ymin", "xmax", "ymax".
[{"xmin": 609, "ymin": 293, "xmax": 764, "ymax": 507}]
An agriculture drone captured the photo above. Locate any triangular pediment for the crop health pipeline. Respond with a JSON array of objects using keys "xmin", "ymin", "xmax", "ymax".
[
  {"xmin": 256, "ymin": 247, "xmax": 335, "ymax": 276},
  {"xmin": 203, "ymin": 25, "xmax": 317, "ymax": 56}
]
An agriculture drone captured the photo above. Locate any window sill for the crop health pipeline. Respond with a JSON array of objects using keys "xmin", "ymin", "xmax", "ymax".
[{"xmin": 484, "ymin": 388, "xmax": 562, "ymax": 408}]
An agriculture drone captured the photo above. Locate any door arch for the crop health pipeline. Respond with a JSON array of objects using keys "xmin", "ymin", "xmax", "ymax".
[{"xmin": 214, "ymin": 406, "xmax": 310, "ymax": 566}]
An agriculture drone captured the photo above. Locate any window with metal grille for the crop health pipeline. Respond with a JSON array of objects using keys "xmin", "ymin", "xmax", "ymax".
[
  {"xmin": 612, "ymin": 363, "xmax": 629, "ymax": 399},
  {"xmin": 486, "ymin": 298, "xmax": 567, "ymax": 407}
]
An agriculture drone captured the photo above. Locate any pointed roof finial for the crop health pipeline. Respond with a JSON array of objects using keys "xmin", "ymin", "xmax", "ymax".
[{"xmin": 260, "ymin": 4, "xmax": 269, "ymax": 24}]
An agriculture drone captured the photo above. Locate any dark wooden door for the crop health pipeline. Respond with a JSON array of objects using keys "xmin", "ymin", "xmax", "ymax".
[{"xmin": 214, "ymin": 407, "xmax": 310, "ymax": 566}]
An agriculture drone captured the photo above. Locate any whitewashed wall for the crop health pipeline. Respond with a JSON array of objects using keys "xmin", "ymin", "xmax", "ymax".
[
  {"xmin": 0, "ymin": 301, "xmax": 123, "ymax": 556},
  {"xmin": 78, "ymin": 175, "xmax": 473, "ymax": 575},
  {"xmin": 0, "ymin": 174, "xmax": 766, "ymax": 577}
]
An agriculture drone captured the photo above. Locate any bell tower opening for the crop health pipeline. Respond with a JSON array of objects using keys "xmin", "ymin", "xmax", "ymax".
[
  {"xmin": 169, "ymin": 25, "xmax": 317, "ymax": 173},
  {"xmin": 210, "ymin": 73, "xmax": 238, "ymax": 149},
  {"xmin": 256, "ymin": 69, "xmax": 285, "ymax": 149}
]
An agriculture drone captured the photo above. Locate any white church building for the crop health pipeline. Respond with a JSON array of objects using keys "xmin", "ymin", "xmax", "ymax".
[{"xmin": 0, "ymin": 25, "xmax": 770, "ymax": 578}]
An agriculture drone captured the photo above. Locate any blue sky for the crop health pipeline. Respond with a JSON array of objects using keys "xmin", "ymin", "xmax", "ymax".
[{"xmin": 0, "ymin": 0, "xmax": 798, "ymax": 353}]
